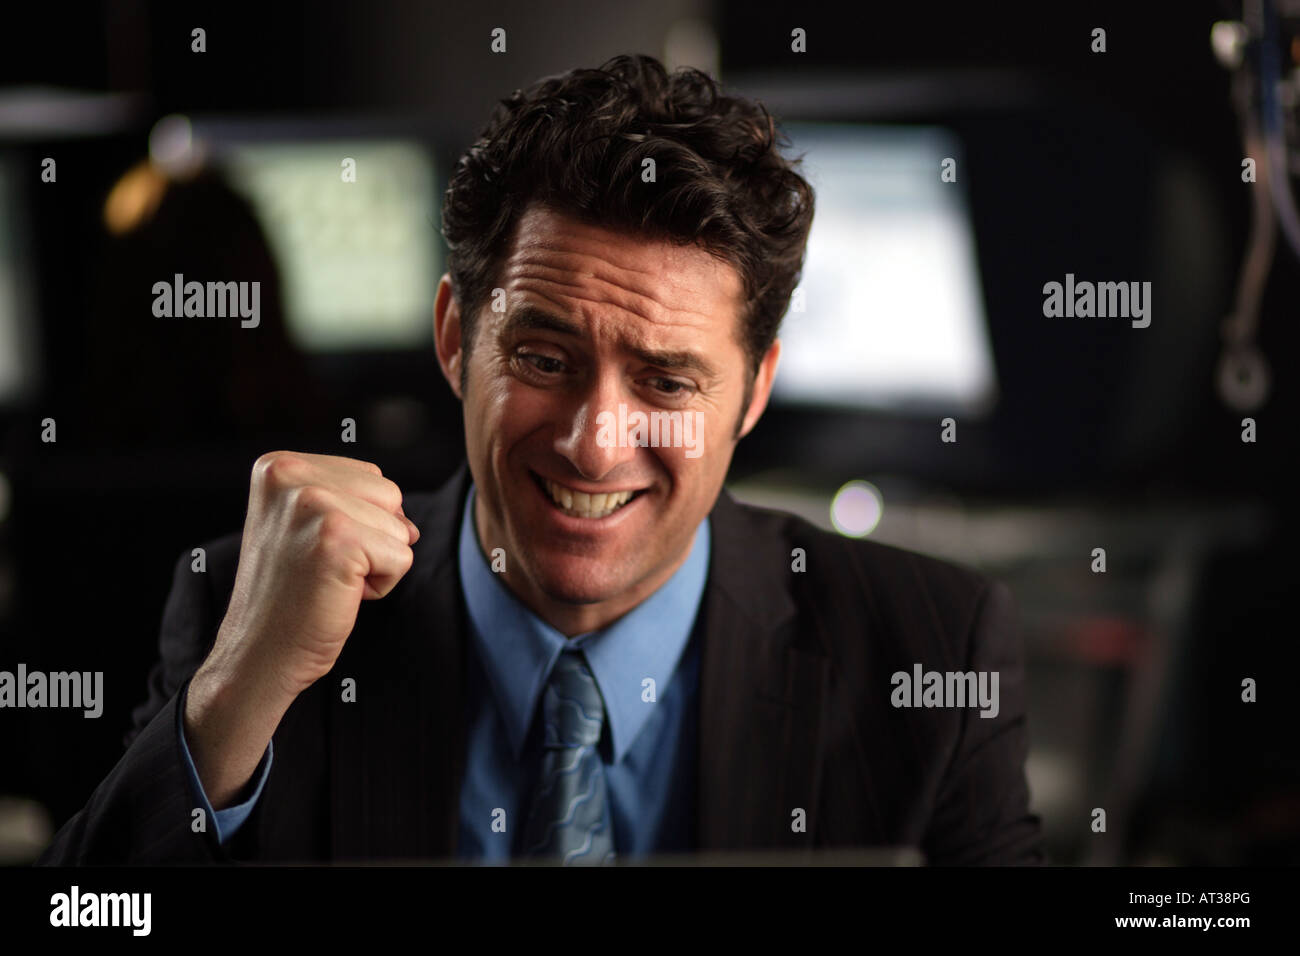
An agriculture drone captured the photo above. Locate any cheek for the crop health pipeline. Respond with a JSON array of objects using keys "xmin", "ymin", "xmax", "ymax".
[
  {"xmin": 477, "ymin": 377, "xmax": 562, "ymax": 462},
  {"xmin": 469, "ymin": 359, "xmax": 526, "ymax": 427},
  {"xmin": 669, "ymin": 413, "xmax": 732, "ymax": 499},
  {"xmin": 499, "ymin": 383, "xmax": 556, "ymax": 433},
  {"xmin": 656, "ymin": 443, "xmax": 718, "ymax": 501}
]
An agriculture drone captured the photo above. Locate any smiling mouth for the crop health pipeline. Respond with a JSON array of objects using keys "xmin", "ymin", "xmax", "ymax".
[{"xmin": 532, "ymin": 472, "xmax": 646, "ymax": 520}]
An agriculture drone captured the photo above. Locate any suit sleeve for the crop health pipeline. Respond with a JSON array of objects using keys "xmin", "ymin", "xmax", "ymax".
[
  {"xmin": 35, "ymin": 546, "xmax": 249, "ymax": 864},
  {"xmin": 922, "ymin": 579, "xmax": 1046, "ymax": 865}
]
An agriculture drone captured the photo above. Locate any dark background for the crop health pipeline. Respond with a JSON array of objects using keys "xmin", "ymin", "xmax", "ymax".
[{"xmin": 0, "ymin": 0, "xmax": 1293, "ymax": 865}]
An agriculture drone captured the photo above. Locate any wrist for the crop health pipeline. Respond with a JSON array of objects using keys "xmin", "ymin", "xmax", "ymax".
[{"xmin": 183, "ymin": 658, "xmax": 287, "ymax": 810}]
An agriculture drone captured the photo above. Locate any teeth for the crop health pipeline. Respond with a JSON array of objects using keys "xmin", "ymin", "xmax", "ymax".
[{"xmin": 543, "ymin": 478, "xmax": 635, "ymax": 518}]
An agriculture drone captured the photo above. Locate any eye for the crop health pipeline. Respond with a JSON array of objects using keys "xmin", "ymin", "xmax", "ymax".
[
  {"xmin": 646, "ymin": 377, "xmax": 693, "ymax": 396},
  {"xmin": 516, "ymin": 351, "xmax": 567, "ymax": 376}
]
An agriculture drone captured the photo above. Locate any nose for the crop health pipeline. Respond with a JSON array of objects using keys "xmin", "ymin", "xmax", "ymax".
[{"xmin": 554, "ymin": 371, "xmax": 638, "ymax": 481}]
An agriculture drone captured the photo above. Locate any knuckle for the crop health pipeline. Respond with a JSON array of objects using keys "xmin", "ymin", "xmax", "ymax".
[
  {"xmin": 293, "ymin": 484, "xmax": 332, "ymax": 516},
  {"xmin": 253, "ymin": 450, "xmax": 287, "ymax": 474},
  {"xmin": 315, "ymin": 510, "xmax": 354, "ymax": 549},
  {"xmin": 340, "ymin": 553, "xmax": 369, "ymax": 581},
  {"xmin": 260, "ymin": 452, "xmax": 306, "ymax": 489},
  {"xmin": 379, "ymin": 478, "xmax": 404, "ymax": 510}
]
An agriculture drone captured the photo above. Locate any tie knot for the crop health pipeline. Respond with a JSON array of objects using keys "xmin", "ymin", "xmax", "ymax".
[{"xmin": 541, "ymin": 651, "xmax": 605, "ymax": 749}]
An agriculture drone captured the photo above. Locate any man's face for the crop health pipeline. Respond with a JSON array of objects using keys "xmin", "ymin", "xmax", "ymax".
[{"xmin": 435, "ymin": 203, "xmax": 779, "ymax": 635}]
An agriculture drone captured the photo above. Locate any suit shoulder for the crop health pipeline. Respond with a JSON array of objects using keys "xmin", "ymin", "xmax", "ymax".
[
  {"xmin": 731, "ymin": 495, "xmax": 989, "ymax": 595},
  {"xmin": 725, "ymin": 496, "xmax": 998, "ymax": 650}
]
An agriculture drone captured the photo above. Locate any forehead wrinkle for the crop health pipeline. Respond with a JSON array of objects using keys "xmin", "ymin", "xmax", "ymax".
[
  {"xmin": 512, "ymin": 229, "xmax": 668, "ymax": 280},
  {"xmin": 505, "ymin": 261, "xmax": 720, "ymax": 333},
  {"xmin": 514, "ymin": 289, "xmax": 722, "ymax": 370},
  {"xmin": 512, "ymin": 212, "xmax": 683, "ymax": 277},
  {"xmin": 510, "ymin": 202, "xmax": 742, "ymax": 289},
  {"xmin": 506, "ymin": 273, "xmax": 712, "ymax": 335}
]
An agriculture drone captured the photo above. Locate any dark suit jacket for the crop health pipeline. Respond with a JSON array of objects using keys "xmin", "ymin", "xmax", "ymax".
[{"xmin": 39, "ymin": 463, "xmax": 1044, "ymax": 865}]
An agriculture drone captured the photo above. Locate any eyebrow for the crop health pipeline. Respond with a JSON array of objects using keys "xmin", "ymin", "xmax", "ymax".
[{"xmin": 502, "ymin": 305, "xmax": 721, "ymax": 379}]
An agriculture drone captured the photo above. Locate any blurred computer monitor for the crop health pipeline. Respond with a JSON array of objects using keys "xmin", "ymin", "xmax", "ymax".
[
  {"xmin": 196, "ymin": 123, "xmax": 440, "ymax": 352},
  {"xmin": 773, "ymin": 123, "xmax": 997, "ymax": 416}
]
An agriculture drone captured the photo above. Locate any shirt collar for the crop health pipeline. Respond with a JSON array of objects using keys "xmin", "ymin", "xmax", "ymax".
[{"xmin": 457, "ymin": 483, "xmax": 710, "ymax": 764}]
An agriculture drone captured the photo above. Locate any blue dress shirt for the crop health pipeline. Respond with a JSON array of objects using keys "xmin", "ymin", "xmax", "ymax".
[{"xmin": 177, "ymin": 483, "xmax": 709, "ymax": 860}]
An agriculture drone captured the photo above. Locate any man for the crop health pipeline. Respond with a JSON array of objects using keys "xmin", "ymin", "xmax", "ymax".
[{"xmin": 39, "ymin": 55, "xmax": 1043, "ymax": 865}]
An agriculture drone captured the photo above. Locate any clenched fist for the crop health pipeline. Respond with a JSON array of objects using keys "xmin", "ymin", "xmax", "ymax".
[{"xmin": 184, "ymin": 452, "xmax": 419, "ymax": 808}]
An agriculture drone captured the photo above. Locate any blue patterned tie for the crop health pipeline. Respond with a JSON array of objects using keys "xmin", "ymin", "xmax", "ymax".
[{"xmin": 520, "ymin": 650, "xmax": 616, "ymax": 864}]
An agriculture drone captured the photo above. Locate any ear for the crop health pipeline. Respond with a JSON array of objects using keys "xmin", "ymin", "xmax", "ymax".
[
  {"xmin": 738, "ymin": 339, "xmax": 781, "ymax": 439},
  {"xmin": 434, "ymin": 274, "xmax": 464, "ymax": 400}
]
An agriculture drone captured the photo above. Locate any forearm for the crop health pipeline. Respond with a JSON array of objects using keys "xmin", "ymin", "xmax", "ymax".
[{"xmin": 182, "ymin": 655, "xmax": 294, "ymax": 810}]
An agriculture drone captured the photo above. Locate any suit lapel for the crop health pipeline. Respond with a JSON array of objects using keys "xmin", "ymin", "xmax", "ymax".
[
  {"xmin": 329, "ymin": 465, "xmax": 470, "ymax": 861},
  {"xmin": 697, "ymin": 490, "xmax": 830, "ymax": 854}
]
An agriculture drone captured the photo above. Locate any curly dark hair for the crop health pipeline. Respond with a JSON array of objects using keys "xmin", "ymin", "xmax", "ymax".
[{"xmin": 441, "ymin": 53, "xmax": 815, "ymax": 399}]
